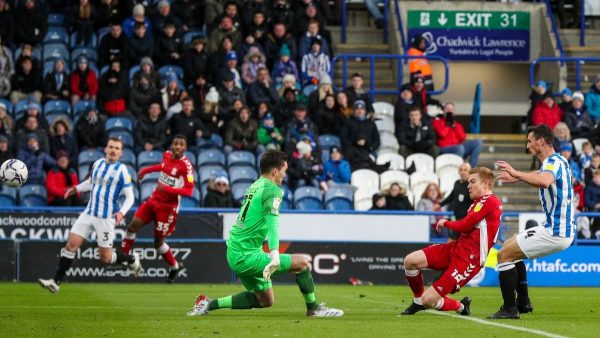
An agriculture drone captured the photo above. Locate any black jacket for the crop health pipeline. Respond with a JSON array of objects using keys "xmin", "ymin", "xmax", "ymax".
[
  {"xmin": 98, "ymin": 33, "xmax": 129, "ymax": 68},
  {"xmin": 396, "ymin": 120, "xmax": 436, "ymax": 152},
  {"xmin": 134, "ymin": 115, "xmax": 168, "ymax": 150},
  {"xmin": 441, "ymin": 180, "xmax": 472, "ymax": 220},
  {"xmin": 169, "ymin": 112, "xmax": 208, "ymax": 146},
  {"xmin": 203, "ymin": 188, "xmax": 240, "ymax": 208},
  {"xmin": 14, "ymin": 3, "xmax": 47, "ymax": 45},
  {"xmin": 182, "ymin": 48, "xmax": 209, "ymax": 87},
  {"xmin": 12, "ymin": 67, "xmax": 42, "ymax": 94},
  {"xmin": 154, "ymin": 33, "xmax": 183, "ymax": 67},
  {"xmin": 43, "ymin": 71, "xmax": 70, "ymax": 101},
  {"xmin": 386, "ymin": 195, "xmax": 413, "ymax": 211},
  {"xmin": 128, "ymin": 34, "xmax": 154, "ymax": 66},
  {"xmin": 340, "ymin": 117, "xmax": 380, "ymax": 152},
  {"xmin": 76, "ymin": 117, "xmax": 107, "ymax": 149},
  {"xmin": 344, "ymin": 87, "xmax": 374, "ymax": 113}
]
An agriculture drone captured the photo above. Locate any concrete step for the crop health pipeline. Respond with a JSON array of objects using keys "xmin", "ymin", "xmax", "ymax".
[
  {"xmin": 333, "ymin": 43, "xmax": 390, "ymax": 54},
  {"xmin": 486, "ymin": 144, "xmax": 527, "ymax": 154},
  {"xmin": 329, "ymin": 26, "xmax": 384, "ymax": 45}
]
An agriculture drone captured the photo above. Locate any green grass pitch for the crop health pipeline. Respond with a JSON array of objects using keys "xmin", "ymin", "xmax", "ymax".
[{"xmin": 1, "ymin": 283, "xmax": 599, "ymax": 337}]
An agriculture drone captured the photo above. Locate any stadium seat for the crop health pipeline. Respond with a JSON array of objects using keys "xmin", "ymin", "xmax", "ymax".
[
  {"xmin": 199, "ymin": 165, "xmax": 228, "ymax": 185},
  {"xmin": 47, "ymin": 13, "xmax": 65, "ymax": 27},
  {"xmin": 108, "ymin": 131, "xmax": 134, "ymax": 150},
  {"xmin": 351, "ymin": 169, "xmax": 379, "ymax": 191},
  {"xmin": 232, "ymin": 182, "xmax": 251, "ymax": 203},
  {"xmin": 43, "ymin": 100, "xmax": 71, "ymax": 116},
  {"xmin": 100, "ymin": 65, "xmax": 109, "ymax": 77},
  {"xmin": 324, "ymin": 184, "xmax": 354, "ymax": 210},
  {"xmin": 19, "ymin": 185, "xmax": 47, "ymax": 207},
  {"xmin": 78, "ymin": 149, "xmax": 104, "ymax": 166},
  {"xmin": 44, "ymin": 27, "xmax": 69, "ymax": 44},
  {"xmin": 71, "ymin": 47, "xmax": 98, "ymax": 63},
  {"xmin": 129, "ymin": 65, "xmax": 141, "ymax": 84},
  {"xmin": 303, "ymin": 84, "xmax": 317, "ymax": 96},
  {"xmin": 281, "ymin": 185, "xmax": 293, "ymax": 210},
  {"xmin": 120, "ymin": 149, "xmax": 136, "ymax": 167},
  {"xmin": 14, "ymin": 99, "xmax": 32, "ymax": 119},
  {"xmin": 318, "ymin": 134, "xmax": 342, "ymax": 151},
  {"xmin": 73, "ymin": 100, "xmax": 96, "ymax": 117},
  {"xmin": 294, "ymin": 186, "xmax": 323, "ymax": 210},
  {"xmin": 0, "ymin": 99, "xmax": 13, "ymax": 117},
  {"xmin": 0, "ymin": 186, "xmax": 18, "ymax": 206},
  {"xmin": 105, "ymin": 117, "xmax": 134, "ymax": 133},
  {"xmin": 197, "ymin": 148, "xmax": 226, "ymax": 167},
  {"xmin": 140, "ymin": 172, "xmax": 159, "ymax": 185},
  {"xmin": 229, "ymin": 166, "xmax": 258, "ymax": 185},
  {"xmin": 376, "ymin": 153, "xmax": 404, "ymax": 171},
  {"xmin": 410, "ymin": 171, "xmax": 439, "ymax": 200},
  {"xmin": 159, "ymin": 65, "xmax": 184, "ymax": 80},
  {"xmin": 97, "ymin": 26, "xmax": 111, "ymax": 42},
  {"xmin": 197, "ymin": 134, "xmax": 224, "ymax": 150},
  {"xmin": 70, "ymin": 32, "xmax": 98, "ymax": 49},
  {"xmin": 183, "ymin": 30, "xmax": 207, "ymax": 45},
  {"xmin": 378, "ymin": 133, "xmax": 399, "ymax": 153},
  {"xmin": 137, "ymin": 151, "xmax": 163, "ymax": 169},
  {"xmin": 372, "ymin": 101, "xmax": 394, "ymax": 119},
  {"xmin": 353, "ymin": 188, "xmax": 380, "ymax": 211},
  {"xmin": 78, "ymin": 164, "xmax": 90, "ymax": 181},
  {"xmin": 227, "ymin": 151, "xmax": 256, "ymax": 168},
  {"xmin": 374, "ymin": 117, "xmax": 395, "ymax": 135},
  {"xmin": 125, "ymin": 164, "xmax": 137, "ymax": 183},
  {"xmin": 184, "ymin": 151, "xmax": 197, "ymax": 167},
  {"xmin": 117, "ymin": 185, "xmax": 139, "ymax": 207},
  {"xmin": 140, "ymin": 181, "xmax": 157, "ymax": 200},
  {"xmin": 406, "ymin": 153, "xmax": 435, "ymax": 173},
  {"xmin": 70, "ymin": 61, "xmax": 98, "ymax": 75},
  {"xmin": 46, "ymin": 114, "xmax": 71, "ymax": 128},
  {"xmin": 180, "ymin": 187, "xmax": 201, "ymax": 207},
  {"xmin": 42, "ymin": 43, "xmax": 69, "ymax": 62},
  {"xmin": 435, "ymin": 153, "xmax": 464, "ymax": 174},
  {"xmin": 572, "ymin": 138, "xmax": 589, "ymax": 155},
  {"xmin": 379, "ymin": 170, "xmax": 410, "ymax": 191},
  {"xmin": 439, "ymin": 170, "xmax": 460, "ymax": 196},
  {"xmin": 15, "ymin": 45, "xmax": 42, "ymax": 62}
]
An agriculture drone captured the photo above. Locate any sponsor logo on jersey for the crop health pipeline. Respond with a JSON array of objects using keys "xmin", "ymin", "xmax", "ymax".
[
  {"xmin": 273, "ymin": 197, "xmax": 281, "ymax": 210},
  {"xmin": 158, "ymin": 172, "xmax": 177, "ymax": 186}
]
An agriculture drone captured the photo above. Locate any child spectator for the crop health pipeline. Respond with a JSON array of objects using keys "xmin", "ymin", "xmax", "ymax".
[
  {"xmin": 318, "ymin": 146, "xmax": 351, "ymax": 191},
  {"xmin": 580, "ymin": 141, "xmax": 594, "ymax": 170},
  {"xmin": 417, "ymin": 182, "xmax": 446, "ymax": 238},
  {"xmin": 370, "ymin": 192, "xmax": 387, "ymax": 210},
  {"xmin": 257, "ymin": 113, "xmax": 284, "ymax": 151},
  {"xmin": 385, "ymin": 182, "xmax": 413, "ymax": 211},
  {"xmin": 271, "ymin": 44, "xmax": 299, "ymax": 89},
  {"xmin": 560, "ymin": 142, "xmax": 582, "ymax": 181}
]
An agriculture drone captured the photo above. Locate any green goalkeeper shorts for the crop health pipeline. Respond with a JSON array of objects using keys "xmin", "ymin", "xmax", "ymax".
[{"xmin": 226, "ymin": 249, "xmax": 293, "ymax": 292}]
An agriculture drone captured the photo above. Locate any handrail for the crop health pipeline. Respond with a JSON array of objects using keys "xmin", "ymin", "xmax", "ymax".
[
  {"xmin": 541, "ymin": 0, "xmax": 565, "ymax": 59},
  {"xmin": 531, "ymin": 56, "xmax": 600, "ymax": 91},
  {"xmin": 341, "ymin": 0, "xmax": 389, "ymax": 44},
  {"xmin": 580, "ymin": 0, "xmax": 586, "ymax": 46},
  {"xmin": 330, "ymin": 53, "xmax": 449, "ymax": 102},
  {"xmin": 393, "ymin": 0, "xmax": 408, "ymax": 53}
]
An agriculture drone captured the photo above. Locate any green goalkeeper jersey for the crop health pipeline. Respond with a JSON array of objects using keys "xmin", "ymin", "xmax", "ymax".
[{"xmin": 226, "ymin": 177, "xmax": 283, "ymax": 253}]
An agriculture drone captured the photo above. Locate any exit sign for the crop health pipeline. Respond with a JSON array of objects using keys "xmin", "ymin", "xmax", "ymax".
[{"xmin": 408, "ymin": 10, "xmax": 530, "ymax": 30}]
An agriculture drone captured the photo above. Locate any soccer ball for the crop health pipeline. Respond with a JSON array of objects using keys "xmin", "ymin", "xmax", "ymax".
[{"xmin": 0, "ymin": 159, "xmax": 28, "ymax": 187}]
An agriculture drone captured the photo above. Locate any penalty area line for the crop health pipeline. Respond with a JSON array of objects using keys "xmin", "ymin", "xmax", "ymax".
[{"xmin": 425, "ymin": 311, "xmax": 570, "ymax": 338}]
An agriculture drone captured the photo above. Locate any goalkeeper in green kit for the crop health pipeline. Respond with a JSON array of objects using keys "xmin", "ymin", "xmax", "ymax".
[{"xmin": 187, "ymin": 150, "xmax": 344, "ymax": 318}]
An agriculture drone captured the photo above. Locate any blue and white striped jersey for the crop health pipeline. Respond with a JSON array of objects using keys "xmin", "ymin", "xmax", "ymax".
[
  {"xmin": 539, "ymin": 153, "xmax": 575, "ymax": 237},
  {"xmin": 83, "ymin": 158, "xmax": 132, "ymax": 219}
]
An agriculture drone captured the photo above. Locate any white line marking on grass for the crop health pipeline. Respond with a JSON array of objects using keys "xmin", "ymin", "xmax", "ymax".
[{"xmin": 426, "ymin": 311, "xmax": 570, "ymax": 338}]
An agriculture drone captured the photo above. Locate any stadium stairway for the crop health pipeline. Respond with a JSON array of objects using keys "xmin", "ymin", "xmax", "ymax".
[{"xmin": 560, "ymin": 28, "xmax": 600, "ymax": 91}]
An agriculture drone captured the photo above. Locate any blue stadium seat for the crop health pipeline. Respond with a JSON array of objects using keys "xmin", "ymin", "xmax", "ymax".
[
  {"xmin": 198, "ymin": 148, "xmax": 225, "ymax": 167},
  {"xmin": 118, "ymin": 185, "xmax": 139, "ymax": 207},
  {"xmin": 0, "ymin": 99, "xmax": 13, "ymax": 117},
  {"xmin": 227, "ymin": 151, "xmax": 256, "ymax": 168},
  {"xmin": 294, "ymin": 186, "xmax": 323, "ymax": 210},
  {"xmin": 97, "ymin": 26, "xmax": 111, "ymax": 42},
  {"xmin": 47, "ymin": 13, "xmax": 65, "ymax": 27},
  {"xmin": 318, "ymin": 134, "xmax": 342, "ymax": 151},
  {"xmin": 44, "ymin": 27, "xmax": 69, "ymax": 45},
  {"xmin": 78, "ymin": 164, "xmax": 90, "ymax": 181},
  {"xmin": 197, "ymin": 134, "xmax": 223, "ymax": 149},
  {"xmin": 70, "ymin": 61, "xmax": 98, "ymax": 76},
  {"xmin": 324, "ymin": 184, "xmax": 354, "ymax": 210},
  {"xmin": 184, "ymin": 150, "xmax": 197, "ymax": 167},
  {"xmin": 180, "ymin": 187, "xmax": 201, "ymax": 207},
  {"xmin": 44, "ymin": 100, "xmax": 71, "ymax": 116},
  {"xmin": 19, "ymin": 185, "xmax": 47, "ymax": 207},
  {"xmin": 159, "ymin": 65, "xmax": 184, "ymax": 80},
  {"xmin": 140, "ymin": 181, "xmax": 157, "ymax": 200},
  {"xmin": 14, "ymin": 99, "xmax": 33, "ymax": 118},
  {"xmin": 125, "ymin": 164, "xmax": 138, "ymax": 183},
  {"xmin": 232, "ymin": 182, "xmax": 251, "ymax": 203},
  {"xmin": 78, "ymin": 149, "xmax": 104, "ymax": 167},
  {"xmin": 120, "ymin": 149, "xmax": 136, "ymax": 167},
  {"xmin": 108, "ymin": 131, "xmax": 134, "ymax": 150},
  {"xmin": 105, "ymin": 117, "xmax": 134, "ymax": 133},
  {"xmin": 43, "ymin": 43, "xmax": 69, "ymax": 62},
  {"xmin": 70, "ymin": 32, "xmax": 98, "ymax": 49},
  {"xmin": 137, "ymin": 151, "xmax": 163, "ymax": 169},
  {"xmin": 100, "ymin": 65, "xmax": 109, "ymax": 77},
  {"xmin": 183, "ymin": 30, "xmax": 207, "ymax": 45},
  {"xmin": 46, "ymin": 114, "xmax": 72, "ymax": 128},
  {"xmin": 199, "ymin": 165, "xmax": 227, "ymax": 185},
  {"xmin": 129, "ymin": 65, "xmax": 141, "ymax": 82},
  {"xmin": 140, "ymin": 172, "xmax": 159, "ymax": 185},
  {"xmin": 71, "ymin": 47, "xmax": 98, "ymax": 63},
  {"xmin": 15, "ymin": 45, "xmax": 42, "ymax": 62},
  {"xmin": 0, "ymin": 186, "xmax": 18, "ymax": 206},
  {"xmin": 281, "ymin": 185, "xmax": 293, "ymax": 210},
  {"xmin": 73, "ymin": 100, "xmax": 96, "ymax": 118},
  {"xmin": 229, "ymin": 166, "xmax": 258, "ymax": 185}
]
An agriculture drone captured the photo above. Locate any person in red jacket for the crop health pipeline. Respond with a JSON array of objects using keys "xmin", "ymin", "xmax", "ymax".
[
  {"xmin": 70, "ymin": 55, "xmax": 99, "ymax": 104},
  {"xmin": 45, "ymin": 152, "xmax": 82, "ymax": 206},
  {"xmin": 432, "ymin": 102, "xmax": 483, "ymax": 167},
  {"xmin": 531, "ymin": 92, "xmax": 564, "ymax": 130}
]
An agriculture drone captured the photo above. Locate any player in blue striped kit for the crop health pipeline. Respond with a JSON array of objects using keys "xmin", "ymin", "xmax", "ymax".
[
  {"xmin": 491, "ymin": 124, "xmax": 575, "ymax": 319},
  {"xmin": 39, "ymin": 137, "xmax": 141, "ymax": 293}
]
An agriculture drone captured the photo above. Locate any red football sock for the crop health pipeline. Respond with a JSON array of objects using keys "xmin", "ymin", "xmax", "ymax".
[
  {"xmin": 159, "ymin": 243, "xmax": 178, "ymax": 267},
  {"xmin": 405, "ymin": 270, "xmax": 424, "ymax": 298},
  {"xmin": 121, "ymin": 238, "xmax": 135, "ymax": 254},
  {"xmin": 439, "ymin": 297, "xmax": 461, "ymax": 312}
]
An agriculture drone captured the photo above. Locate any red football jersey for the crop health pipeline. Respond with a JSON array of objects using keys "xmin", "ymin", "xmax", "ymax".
[
  {"xmin": 141, "ymin": 151, "xmax": 195, "ymax": 205},
  {"xmin": 444, "ymin": 194, "xmax": 502, "ymax": 267}
]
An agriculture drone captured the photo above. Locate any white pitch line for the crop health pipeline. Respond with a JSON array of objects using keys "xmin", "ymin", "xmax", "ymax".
[{"xmin": 426, "ymin": 311, "xmax": 570, "ymax": 338}]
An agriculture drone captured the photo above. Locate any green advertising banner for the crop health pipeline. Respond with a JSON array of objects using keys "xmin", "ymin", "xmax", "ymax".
[{"xmin": 408, "ymin": 10, "xmax": 530, "ymax": 30}]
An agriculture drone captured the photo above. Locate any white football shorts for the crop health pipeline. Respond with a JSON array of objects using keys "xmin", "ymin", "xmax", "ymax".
[
  {"xmin": 70, "ymin": 213, "xmax": 115, "ymax": 248},
  {"xmin": 516, "ymin": 225, "xmax": 574, "ymax": 259}
]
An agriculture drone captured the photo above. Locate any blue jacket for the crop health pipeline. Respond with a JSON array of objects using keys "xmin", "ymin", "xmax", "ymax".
[
  {"xmin": 569, "ymin": 158, "xmax": 582, "ymax": 182},
  {"xmin": 585, "ymin": 84, "xmax": 600, "ymax": 119},
  {"xmin": 585, "ymin": 182, "xmax": 600, "ymax": 210},
  {"xmin": 16, "ymin": 148, "xmax": 56, "ymax": 185},
  {"xmin": 319, "ymin": 159, "xmax": 351, "ymax": 184}
]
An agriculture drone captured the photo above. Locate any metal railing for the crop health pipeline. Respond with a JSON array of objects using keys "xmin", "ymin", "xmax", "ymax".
[
  {"xmin": 330, "ymin": 53, "xmax": 449, "ymax": 101},
  {"xmin": 530, "ymin": 56, "xmax": 600, "ymax": 91},
  {"xmin": 393, "ymin": 0, "xmax": 408, "ymax": 53},
  {"xmin": 541, "ymin": 0, "xmax": 566, "ymax": 59},
  {"xmin": 340, "ymin": 0, "xmax": 389, "ymax": 44}
]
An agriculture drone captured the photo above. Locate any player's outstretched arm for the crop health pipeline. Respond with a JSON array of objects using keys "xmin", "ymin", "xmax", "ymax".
[
  {"xmin": 137, "ymin": 164, "xmax": 163, "ymax": 182},
  {"xmin": 512, "ymin": 170, "xmax": 554, "ymax": 189}
]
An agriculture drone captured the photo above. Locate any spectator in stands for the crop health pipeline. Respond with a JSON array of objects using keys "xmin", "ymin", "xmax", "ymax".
[
  {"xmin": 95, "ymin": 0, "xmax": 129, "ymax": 30},
  {"xmin": 271, "ymin": 45, "xmax": 300, "ymax": 89},
  {"xmin": 275, "ymin": 87, "xmax": 298, "ymax": 127},
  {"xmin": 132, "ymin": 57, "xmax": 162, "ymax": 89},
  {"xmin": 168, "ymin": 97, "xmax": 209, "ymax": 146},
  {"xmin": 98, "ymin": 22, "xmax": 129, "ymax": 69},
  {"xmin": 208, "ymin": 36, "xmax": 235, "ymax": 80},
  {"xmin": 98, "ymin": 59, "xmax": 130, "ymax": 118},
  {"xmin": 271, "ymin": 0, "xmax": 294, "ymax": 31},
  {"xmin": 203, "ymin": 175, "xmax": 240, "ymax": 208},
  {"xmin": 556, "ymin": 0, "xmax": 581, "ymax": 28},
  {"xmin": 49, "ymin": 117, "xmax": 77, "ymax": 164},
  {"xmin": 298, "ymin": 19, "xmax": 330, "ymax": 60},
  {"xmin": 441, "ymin": 163, "xmax": 472, "ymax": 242},
  {"xmin": 182, "ymin": 38, "xmax": 209, "ymax": 87},
  {"xmin": 247, "ymin": 67, "xmax": 279, "ymax": 108},
  {"xmin": 560, "ymin": 142, "xmax": 582, "ymax": 181},
  {"xmin": 217, "ymin": 70, "xmax": 246, "ymax": 116},
  {"xmin": 532, "ymin": 92, "xmax": 563, "ymax": 130},
  {"xmin": 0, "ymin": 40, "xmax": 13, "ymax": 98},
  {"xmin": 204, "ymin": 0, "xmax": 224, "ymax": 28},
  {"xmin": 15, "ymin": 43, "xmax": 40, "ymax": 72},
  {"xmin": 315, "ymin": 94, "xmax": 339, "ymax": 135},
  {"xmin": 394, "ymin": 84, "xmax": 422, "ymax": 126},
  {"xmin": 241, "ymin": 47, "xmax": 267, "ymax": 85},
  {"xmin": 432, "ymin": 102, "xmax": 483, "ymax": 167},
  {"xmin": 76, "ymin": 107, "xmax": 106, "ymax": 150},
  {"xmin": 0, "ymin": 0, "xmax": 15, "ymax": 45},
  {"xmin": 559, "ymin": 87, "xmax": 573, "ymax": 112},
  {"xmin": 210, "ymin": 0, "xmax": 242, "ymax": 32},
  {"xmin": 584, "ymin": 154, "xmax": 600, "ymax": 186},
  {"xmin": 135, "ymin": 102, "xmax": 167, "ymax": 152},
  {"xmin": 407, "ymin": 34, "xmax": 434, "ymax": 91},
  {"xmin": 122, "ymin": 3, "xmax": 152, "ymax": 39},
  {"xmin": 224, "ymin": 106, "xmax": 260, "ymax": 154},
  {"xmin": 46, "ymin": 151, "xmax": 82, "ymax": 206},
  {"xmin": 162, "ymin": 75, "xmax": 188, "ymax": 117},
  {"xmin": 397, "ymin": 106, "xmax": 438, "ymax": 158},
  {"xmin": 345, "ymin": 134, "xmax": 389, "ymax": 173},
  {"xmin": 565, "ymin": 91, "xmax": 594, "ymax": 139},
  {"xmin": 584, "ymin": 169, "xmax": 600, "ymax": 213},
  {"xmin": 189, "ymin": 74, "xmax": 213, "ymax": 111},
  {"xmin": 410, "ymin": 73, "xmax": 440, "ymax": 117},
  {"xmin": 14, "ymin": 0, "xmax": 47, "ymax": 46},
  {"xmin": 344, "ymin": 73, "xmax": 373, "ymax": 114},
  {"xmin": 289, "ymin": 140, "xmax": 323, "ymax": 188},
  {"xmin": 154, "ymin": 20, "xmax": 183, "ymax": 67},
  {"xmin": 526, "ymin": 80, "xmax": 548, "ymax": 127},
  {"xmin": 335, "ymin": 91, "xmax": 353, "ymax": 124},
  {"xmin": 0, "ymin": 102, "xmax": 13, "ymax": 139},
  {"xmin": 10, "ymin": 56, "xmax": 42, "ymax": 104},
  {"xmin": 285, "ymin": 103, "xmax": 319, "ymax": 153},
  {"xmin": 17, "ymin": 133, "xmax": 56, "ymax": 185},
  {"xmin": 70, "ymin": 55, "xmax": 98, "ymax": 104},
  {"xmin": 198, "ymin": 87, "xmax": 223, "ymax": 135},
  {"xmin": 580, "ymin": 141, "xmax": 594, "ymax": 170},
  {"xmin": 586, "ymin": 75, "xmax": 600, "ymax": 123},
  {"xmin": 318, "ymin": 146, "xmax": 351, "ymax": 190},
  {"xmin": 208, "ymin": 16, "xmax": 242, "ymax": 53},
  {"xmin": 0, "ymin": 135, "xmax": 12, "ymax": 165},
  {"xmin": 370, "ymin": 192, "xmax": 387, "ymax": 210},
  {"xmin": 173, "ymin": 0, "xmax": 204, "ymax": 32},
  {"xmin": 264, "ymin": 22, "xmax": 297, "ymax": 69},
  {"xmin": 223, "ymin": 51, "xmax": 242, "ymax": 89},
  {"xmin": 257, "ymin": 113, "xmax": 284, "ymax": 151},
  {"xmin": 340, "ymin": 100, "xmax": 380, "ymax": 153},
  {"xmin": 15, "ymin": 101, "xmax": 48, "ymax": 132},
  {"xmin": 385, "ymin": 183, "xmax": 413, "ymax": 211},
  {"xmin": 301, "ymin": 38, "xmax": 330, "ymax": 87},
  {"xmin": 129, "ymin": 74, "xmax": 161, "ymax": 118},
  {"xmin": 417, "ymin": 182, "xmax": 446, "ymax": 237},
  {"xmin": 153, "ymin": 0, "xmax": 182, "ymax": 36},
  {"xmin": 128, "ymin": 22, "xmax": 154, "ymax": 67},
  {"xmin": 364, "ymin": 0, "xmax": 384, "ymax": 29},
  {"xmin": 307, "ymin": 73, "xmax": 333, "ymax": 112},
  {"xmin": 67, "ymin": 0, "xmax": 95, "ymax": 47},
  {"xmin": 245, "ymin": 7, "xmax": 268, "ymax": 43},
  {"xmin": 552, "ymin": 121, "xmax": 573, "ymax": 152},
  {"xmin": 255, "ymin": 101, "xmax": 271, "ymax": 120},
  {"xmin": 42, "ymin": 59, "xmax": 70, "ymax": 103}
]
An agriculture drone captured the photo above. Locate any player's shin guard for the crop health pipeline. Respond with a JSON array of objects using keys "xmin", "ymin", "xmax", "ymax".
[
  {"xmin": 435, "ymin": 297, "xmax": 462, "ymax": 312},
  {"xmin": 158, "ymin": 243, "xmax": 178, "ymax": 268},
  {"xmin": 53, "ymin": 248, "xmax": 75, "ymax": 284},
  {"xmin": 514, "ymin": 260, "xmax": 529, "ymax": 301},
  {"xmin": 121, "ymin": 231, "xmax": 137, "ymax": 254},
  {"xmin": 405, "ymin": 269, "xmax": 424, "ymax": 300},
  {"xmin": 217, "ymin": 292, "xmax": 262, "ymax": 309},
  {"xmin": 296, "ymin": 268, "xmax": 318, "ymax": 310},
  {"xmin": 498, "ymin": 262, "xmax": 518, "ymax": 309},
  {"xmin": 111, "ymin": 251, "xmax": 135, "ymax": 265}
]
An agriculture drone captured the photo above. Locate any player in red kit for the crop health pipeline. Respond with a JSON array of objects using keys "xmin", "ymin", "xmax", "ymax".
[
  {"xmin": 401, "ymin": 167, "xmax": 502, "ymax": 316},
  {"xmin": 121, "ymin": 134, "xmax": 195, "ymax": 283}
]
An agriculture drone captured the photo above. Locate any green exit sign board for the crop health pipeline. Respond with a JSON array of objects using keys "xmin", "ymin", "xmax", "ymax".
[{"xmin": 408, "ymin": 10, "xmax": 530, "ymax": 29}]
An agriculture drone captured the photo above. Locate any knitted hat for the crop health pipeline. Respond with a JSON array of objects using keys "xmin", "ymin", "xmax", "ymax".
[
  {"xmin": 353, "ymin": 100, "xmax": 366, "ymax": 109},
  {"xmin": 226, "ymin": 51, "xmax": 238, "ymax": 61},
  {"xmin": 133, "ymin": 4, "xmax": 145, "ymax": 16},
  {"xmin": 572, "ymin": 91, "xmax": 585, "ymax": 101},
  {"xmin": 319, "ymin": 73, "xmax": 332, "ymax": 85},
  {"xmin": 0, "ymin": 102, "xmax": 6, "ymax": 112},
  {"xmin": 561, "ymin": 87, "xmax": 573, "ymax": 97},
  {"xmin": 296, "ymin": 141, "xmax": 312, "ymax": 156},
  {"xmin": 140, "ymin": 57, "xmax": 154, "ymax": 67},
  {"xmin": 560, "ymin": 142, "xmax": 573, "ymax": 153},
  {"xmin": 157, "ymin": 0, "xmax": 170, "ymax": 9},
  {"xmin": 215, "ymin": 175, "xmax": 229, "ymax": 185},
  {"xmin": 206, "ymin": 87, "xmax": 219, "ymax": 103},
  {"xmin": 282, "ymin": 73, "xmax": 296, "ymax": 83},
  {"xmin": 536, "ymin": 80, "xmax": 548, "ymax": 90},
  {"xmin": 26, "ymin": 133, "xmax": 38, "ymax": 141},
  {"xmin": 279, "ymin": 44, "xmax": 291, "ymax": 57}
]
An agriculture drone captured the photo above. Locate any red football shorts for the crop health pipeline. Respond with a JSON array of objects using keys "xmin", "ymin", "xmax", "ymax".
[
  {"xmin": 134, "ymin": 198, "xmax": 179, "ymax": 238},
  {"xmin": 423, "ymin": 242, "xmax": 481, "ymax": 297}
]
